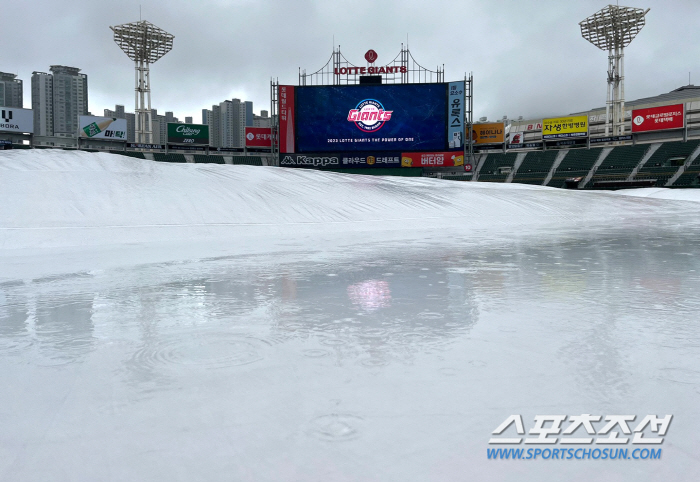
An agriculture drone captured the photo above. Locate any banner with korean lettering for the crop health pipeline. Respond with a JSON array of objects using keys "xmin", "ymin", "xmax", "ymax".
[
  {"xmin": 245, "ymin": 127, "xmax": 274, "ymax": 148},
  {"xmin": 448, "ymin": 81, "xmax": 465, "ymax": 149},
  {"xmin": 631, "ymin": 104, "xmax": 685, "ymax": 133},
  {"xmin": 542, "ymin": 115, "xmax": 588, "ymax": 139},
  {"xmin": 279, "ymin": 85, "xmax": 295, "ymax": 153},
  {"xmin": 79, "ymin": 116, "xmax": 127, "ymax": 140},
  {"xmin": 401, "ymin": 151, "xmax": 464, "ymax": 168},
  {"xmin": 280, "ymin": 152, "xmax": 401, "ymax": 168},
  {"xmin": 472, "ymin": 123, "xmax": 505, "ymax": 145}
]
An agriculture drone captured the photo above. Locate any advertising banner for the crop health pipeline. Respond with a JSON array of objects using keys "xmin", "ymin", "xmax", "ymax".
[
  {"xmin": 127, "ymin": 143, "xmax": 164, "ymax": 149},
  {"xmin": 0, "ymin": 107, "xmax": 34, "ymax": 134},
  {"xmin": 448, "ymin": 81, "xmax": 465, "ymax": 149},
  {"xmin": 589, "ymin": 135, "xmax": 632, "ymax": 144},
  {"xmin": 401, "ymin": 151, "xmax": 464, "ymax": 168},
  {"xmin": 472, "ymin": 122, "xmax": 505, "ymax": 145},
  {"xmin": 214, "ymin": 147, "xmax": 244, "ymax": 153},
  {"xmin": 507, "ymin": 141, "xmax": 543, "ymax": 150},
  {"xmin": 631, "ymin": 104, "xmax": 685, "ymax": 133},
  {"xmin": 542, "ymin": 115, "xmax": 588, "ymax": 139},
  {"xmin": 508, "ymin": 132, "xmax": 524, "ymax": 145},
  {"xmin": 245, "ymin": 127, "xmax": 274, "ymax": 148},
  {"xmin": 168, "ymin": 144, "xmax": 206, "ymax": 151},
  {"xmin": 279, "ymin": 85, "xmax": 295, "ymax": 153},
  {"xmin": 79, "ymin": 116, "xmax": 126, "ymax": 139},
  {"xmin": 167, "ymin": 123, "xmax": 209, "ymax": 145},
  {"xmin": 280, "ymin": 152, "xmax": 401, "ymax": 168},
  {"xmin": 295, "ymin": 84, "xmax": 446, "ymax": 153}
]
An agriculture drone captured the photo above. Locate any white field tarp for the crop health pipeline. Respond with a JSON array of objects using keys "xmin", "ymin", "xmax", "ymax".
[{"xmin": 1, "ymin": 150, "xmax": 700, "ymax": 481}]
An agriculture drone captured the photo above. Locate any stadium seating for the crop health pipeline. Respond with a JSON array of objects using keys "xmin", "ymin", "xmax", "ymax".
[
  {"xmin": 194, "ymin": 155, "xmax": 225, "ymax": 164},
  {"xmin": 442, "ymin": 174, "xmax": 472, "ymax": 181},
  {"xmin": 634, "ymin": 140, "xmax": 700, "ymax": 186},
  {"xmin": 546, "ymin": 148, "xmax": 601, "ymax": 187},
  {"xmin": 153, "ymin": 153, "xmax": 186, "ymax": 163},
  {"xmin": 512, "ymin": 150, "xmax": 558, "ymax": 185},
  {"xmin": 117, "ymin": 151, "xmax": 146, "ymax": 159},
  {"xmin": 476, "ymin": 152, "xmax": 518, "ymax": 182},
  {"xmin": 670, "ymin": 154, "xmax": 700, "ymax": 187},
  {"xmin": 230, "ymin": 156, "xmax": 263, "ymax": 166},
  {"xmin": 586, "ymin": 144, "xmax": 649, "ymax": 185}
]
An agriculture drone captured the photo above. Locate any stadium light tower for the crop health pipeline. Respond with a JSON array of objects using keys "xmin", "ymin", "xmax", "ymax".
[
  {"xmin": 580, "ymin": 5, "xmax": 649, "ymax": 136},
  {"xmin": 110, "ymin": 20, "xmax": 174, "ymax": 143}
]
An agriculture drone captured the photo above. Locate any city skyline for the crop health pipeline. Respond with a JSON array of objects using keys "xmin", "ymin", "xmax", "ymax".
[{"xmin": 3, "ymin": 1, "xmax": 700, "ymax": 123}]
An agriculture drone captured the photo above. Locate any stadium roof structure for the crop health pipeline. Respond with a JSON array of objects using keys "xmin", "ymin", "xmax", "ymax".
[{"xmin": 578, "ymin": 85, "xmax": 700, "ymax": 114}]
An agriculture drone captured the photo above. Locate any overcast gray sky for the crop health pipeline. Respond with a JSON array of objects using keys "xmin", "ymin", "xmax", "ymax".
[{"xmin": 6, "ymin": 0, "xmax": 699, "ymax": 123}]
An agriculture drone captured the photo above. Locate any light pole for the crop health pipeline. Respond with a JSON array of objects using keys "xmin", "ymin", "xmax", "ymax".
[
  {"xmin": 580, "ymin": 5, "xmax": 649, "ymax": 136},
  {"xmin": 111, "ymin": 20, "xmax": 174, "ymax": 144}
]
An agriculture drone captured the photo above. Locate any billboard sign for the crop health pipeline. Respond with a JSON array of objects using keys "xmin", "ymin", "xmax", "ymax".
[
  {"xmin": 79, "ymin": 116, "xmax": 126, "ymax": 139},
  {"xmin": 448, "ymin": 81, "xmax": 465, "ymax": 149},
  {"xmin": 508, "ymin": 131, "xmax": 524, "ymax": 145},
  {"xmin": 295, "ymin": 84, "xmax": 447, "ymax": 153},
  {"xmin": 280, "ymin": 153, "xmax": 340, "ymax": 168},
  {"xmin": 473, "ymin": 122, "xmax": 505, "ymax": 145},
  {"xmin": 401, "ymin": 151, "xmax": 464, "ymax": 168},
  {"xmin": 279, "ymin": 85, "xmax": 295, "ymax": 153},
  {"xmin": 127, "ymin": 143, "xmax": 164, "ymax": 150},
  {"xmin": 542, "ymin": 115, "xmax": 588, "ymax": 139},
  {"xmin": 279, "ymin": 152, "xmax": 401, "ymax": 168},
  {"xmin": 0, "ymin": 107, "xmax": 34, "ymax": 134},
  {"xmin": 245, "ymin": 127, "xmax": 274, "ymax": 148},
  {"xmin": 631, "ymin": 104, "xmax": 685, "ymax": 133},
  {"xmin": 167, "ymin": 123, "xmax": 209, "ymax": 145},
  {"xmin": 589, "ymin": 135, "xmax": 633, "ymax": 144}
]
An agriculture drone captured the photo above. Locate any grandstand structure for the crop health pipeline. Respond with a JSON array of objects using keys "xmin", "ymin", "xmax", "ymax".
[{"xmin": 465, "ymin": 139, "xmax": 700, "ymax": 188}]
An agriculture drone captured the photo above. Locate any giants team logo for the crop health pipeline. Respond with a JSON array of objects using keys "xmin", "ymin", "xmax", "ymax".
[{"xmin": 347, "ymin": 99, "xmax": 393, "ymax": 133}]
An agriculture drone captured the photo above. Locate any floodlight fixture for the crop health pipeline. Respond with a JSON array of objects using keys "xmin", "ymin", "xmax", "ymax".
[
  {"xmin": 580, "ymin": 5, "xmax": 649, "ymax": 136},
  {"xmin": 111, "ymin": 20, "xmax": 174, "ymax": 143}
]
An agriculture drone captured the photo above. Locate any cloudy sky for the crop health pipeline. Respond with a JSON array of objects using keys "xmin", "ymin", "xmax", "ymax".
[{"xmin": 5, "ymin": 0, "xmax": 699, "ymax": 123}]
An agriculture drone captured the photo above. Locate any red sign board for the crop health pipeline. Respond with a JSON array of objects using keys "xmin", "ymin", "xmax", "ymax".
[
  {"xmin": 279, "ymin": 85, "xmax": 295, "ymax": 153},
  {"xmin": 245, "ymin": 127, "xmax": 273, "ymax": 148},
  {"xmin": 365, "ymin": 49, "xmax": 378, "ymax": 63},
  {"xmin": 401, "ymin": 152, "xmax": 464, "ymax": 168},
  {"xmin": 631, "ymin": 104, "xmax": 685, "ymax": 133}
]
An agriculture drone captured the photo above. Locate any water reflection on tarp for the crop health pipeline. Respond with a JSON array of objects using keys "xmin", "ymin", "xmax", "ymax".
[{"xmin": 1, "ymin": 227, "xmax": 700, "ymax": 481}]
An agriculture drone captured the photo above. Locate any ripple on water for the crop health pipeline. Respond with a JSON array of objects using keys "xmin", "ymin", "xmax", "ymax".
[
  {"xmin": 130, "ymin": 333, "xmax": 267, "ymax": 371},
  {"xmin": 303, "ymin": 349, "xmax": 332, "ymax": 358},
  {"xmin": 359, "ymin": 357, "xmax": 389, "ymax": 368},
  {"xmin": 320, "ymin": 337, "xmax": 348, "ymax": 347},
  {"xmin": 307, "ymin": 414, "xmax": 364, "ymax": 442}
]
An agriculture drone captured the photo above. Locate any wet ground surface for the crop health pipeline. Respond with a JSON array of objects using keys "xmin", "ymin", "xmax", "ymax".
[{"xmin": 2, "ymin": 225, "xmax": 700, "ymax": 481}]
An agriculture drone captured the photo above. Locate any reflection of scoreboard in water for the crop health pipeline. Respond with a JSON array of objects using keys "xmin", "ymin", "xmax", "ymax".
[{"xmin": 278, "ymin": 82, "xmax": 466, "ymax": 167}]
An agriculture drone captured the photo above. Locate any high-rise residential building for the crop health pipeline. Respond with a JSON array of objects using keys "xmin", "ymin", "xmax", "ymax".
[
  {"xmin": 31, "ymin": 65, "xmax": 88, "ymax": 137},
  {"xmin": 202, "ymin": 98, "xmax": 254, "ymax": 148},
  {"xmin": 185, "ymin": 116, "xmax": 192, "ymax": 124},
  {"xmin": 254, "ymin": 110, "xmax": 271, "ymax": 128},
  {"xmin": 0, "ymin": 72, "xmax": 23, "ymax": 108}
]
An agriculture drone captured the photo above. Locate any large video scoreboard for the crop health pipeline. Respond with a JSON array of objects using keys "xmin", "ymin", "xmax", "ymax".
[{"xmin": 279, "ymin": 82, "xmax": 466, "ymax": 168}]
